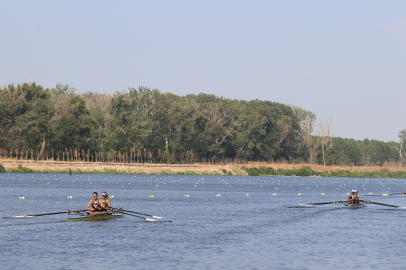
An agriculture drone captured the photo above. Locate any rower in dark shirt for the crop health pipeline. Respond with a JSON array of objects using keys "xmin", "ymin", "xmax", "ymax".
[{"xmin": 86, "ymin": 192, "xmax": 105, "ymax": 214}]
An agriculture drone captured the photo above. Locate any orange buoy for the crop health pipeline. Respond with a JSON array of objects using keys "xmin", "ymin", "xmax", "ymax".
[
  {"xmin": 154, "ymin": 188, "xmax": 156, "ymax": 190},
  {"xmin": 26, "ymin": 185, "xmax": 29, "ymax": 187},
  {"xmin": 42, "ymin": 189, "xmax": 45, "ymax": 190}
]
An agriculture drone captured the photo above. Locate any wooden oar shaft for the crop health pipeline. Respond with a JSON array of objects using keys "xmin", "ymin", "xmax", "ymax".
[
  {"xmin": 360, "ymin": 200, "xmax": 400, "ymax": 208},
  {"xmin": 306, "ymin": 201, "xmax": 343, "ymax": 205},
  {"xmin": 122, "ymin": 212, "xmax": 156, "ymax": 221},
  {"xmin": 122, "ymin": 209, "xmax": 155, "ymax": 218},
  {"xmin": 20, "ymin": 210, "xmax": 86, "ymax": 217}
]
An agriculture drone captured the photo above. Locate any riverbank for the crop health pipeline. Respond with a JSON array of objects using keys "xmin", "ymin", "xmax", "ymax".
[{"xmin": 1, "ymin": 159, "xmax": 406, "ymax": 178}]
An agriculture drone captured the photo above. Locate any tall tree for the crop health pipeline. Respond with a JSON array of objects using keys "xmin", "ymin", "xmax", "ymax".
[{"xmin": 315, "ymin": 116, "xmax": 335, "ymax": 166}]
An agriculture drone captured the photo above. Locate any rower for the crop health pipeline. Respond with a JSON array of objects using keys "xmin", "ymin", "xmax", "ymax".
[
  {"xmin": 86, "ymin": 192, "xmax": 105, "ymax": 214},
  {"xmin": 348, "ymin": 189, "xmax": 359, "ymax": 205},
  {"xmin": 101, "ymin": 192, "xmax": 112, "ymax": 211}
]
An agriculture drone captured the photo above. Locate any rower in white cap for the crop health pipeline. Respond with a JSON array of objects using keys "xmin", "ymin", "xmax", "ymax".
[{"xmin": 348, "ymin": 189, "xmax": 359, "ymax": 205}]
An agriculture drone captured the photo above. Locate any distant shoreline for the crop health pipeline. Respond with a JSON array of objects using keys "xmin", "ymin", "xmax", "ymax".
[{"xmin": 1, "ymin": 159, "xmax": 406, "ymax": 178}]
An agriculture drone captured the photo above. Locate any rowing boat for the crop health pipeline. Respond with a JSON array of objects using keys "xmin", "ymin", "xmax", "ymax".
[
  {"xmin": 68, "ymin": 212, "xmax": 124, "ymax": 221},
  {"xmin": 342, "ymin": 202, "xmax": 366, "ymax": 209}
]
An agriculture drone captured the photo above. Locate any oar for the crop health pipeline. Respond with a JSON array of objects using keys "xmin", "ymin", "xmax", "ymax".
[
  {"xmin": 122, "ymin": 209, "xmax": 163, "ymax": 219},
  {"xmin": 11, "ymin": 210, "xmax": 86, "ymax": 218},
  {"xmin": 360, "ymin": 200, "xmax": 406, "ymax": 209},
  {"xmin": 300, "ymin": 201, "xmax": 343, "ymax": 206},
  {"xmin": 122, "ymin": 212, "xmax": 157, "ymax": 222}
]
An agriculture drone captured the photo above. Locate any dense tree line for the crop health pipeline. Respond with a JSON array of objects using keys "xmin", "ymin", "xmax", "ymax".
[{"xmin": 0, "ymin": 82, "xmax": 404, "ymax": 166}]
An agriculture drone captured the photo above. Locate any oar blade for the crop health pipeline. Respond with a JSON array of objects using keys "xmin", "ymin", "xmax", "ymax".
[
  {"xmin": 152, "ymin": 216, "xmax": 163, "ymax": 219},
  {"xmin": 146, "ymin": 218, "xmax": 157, "ymax": 222}
]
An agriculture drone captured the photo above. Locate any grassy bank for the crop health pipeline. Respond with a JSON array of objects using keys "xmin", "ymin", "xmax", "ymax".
[
  {"xmin": 242, "ymin": 166, "xmax": 406, "ymax": 178},
  {"xmin": 4, "ymin": 164, "xmax": 226, "ymax": 175},
  {"xmin": 1, "ymin": 160, "xmax": 406, "ymax": 178}
]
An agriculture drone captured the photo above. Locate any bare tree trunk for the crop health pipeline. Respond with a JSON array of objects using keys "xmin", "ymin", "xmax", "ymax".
[
  {"xmin": 315, "ymin": 116, "xmax": 335, "ymax": 166},
  {"xmin": 37, "ymin": 133, "xmax": 46, "ymax": 160}
]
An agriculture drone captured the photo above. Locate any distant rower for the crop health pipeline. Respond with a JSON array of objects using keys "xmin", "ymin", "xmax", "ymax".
[{"xmin": 348, "ymin": 189, "xmax": 359, "ymax": 205}]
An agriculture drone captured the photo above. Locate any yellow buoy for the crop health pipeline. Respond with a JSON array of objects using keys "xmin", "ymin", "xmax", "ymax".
[
  {"xmin": 369, "ymin": 192, "xmax": 373, "ymax": 195},
  {"xmin": 382, "ymin": 194, "xmax": 389, "ymax": 196},
  {"xmin": 298, "ymin": 193, "xmax": 302, "ymax": 195},
  {"xmin": 149, "ymin": 195, "xmax": 153, "ymax": 198},
  {"xmin": 216, "ymin": 194, "xmax": 220, "ymax": 197},
  {"xmin": 246, "ymin": 194, "xmax": 249, "ymax": 196},
  {"xmin": 346, "ymin": 192, "xmax": 349, "ymax": 195},
  {"xmin": 184, "ymin": 195, "xmax": 189, "ymax": 197},
  {"xmin": 273, "ymin": 193, "xmax": 277, "ymax": 196},
  {"xmin": 110, "ymin": 195, "xmax": 114, "ymax": 198},
  {"xmin": 321, "ymin": 193, "xmax": 325, "ymax": 195}
]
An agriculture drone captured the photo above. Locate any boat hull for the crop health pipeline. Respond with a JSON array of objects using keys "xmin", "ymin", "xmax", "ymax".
[
  {"xmin": 343, "ymin": 202, "xmax": 366, "ymax": 209},
  {"xmin": 68, "ymin": 213, "xmax": 124, "ymax": 221}
]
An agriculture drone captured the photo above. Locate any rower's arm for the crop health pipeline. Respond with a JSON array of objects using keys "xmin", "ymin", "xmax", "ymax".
[
  {"xmin": 106, "ymin": 200, "xmax": 112, "ymax": 209},
  {"xmin": 100, "ymin": 201, "xmax": 105, "ymax": 209},
  {"xmin": 86, "ymin": 200, "xmax": 92, "ymax": 210}
]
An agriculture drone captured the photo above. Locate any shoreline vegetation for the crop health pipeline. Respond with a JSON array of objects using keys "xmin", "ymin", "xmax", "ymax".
[
  {"xmin": 1, "ymin": 82, "xmax": 406, "ymax": 171},
  {"xmin": 1, "ymin": 160, "xmax": 406, "ymax": 178}
]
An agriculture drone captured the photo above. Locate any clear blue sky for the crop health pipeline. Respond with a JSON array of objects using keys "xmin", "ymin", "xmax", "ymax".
[{"xmin": 1, "ymin": 1, "xmax": 405, "ymax": 142}]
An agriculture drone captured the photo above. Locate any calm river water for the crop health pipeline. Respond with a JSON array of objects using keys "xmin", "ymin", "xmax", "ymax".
[{"xmin": 1, "ymin": 173, "xmax": 406, "ymax": 269}]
